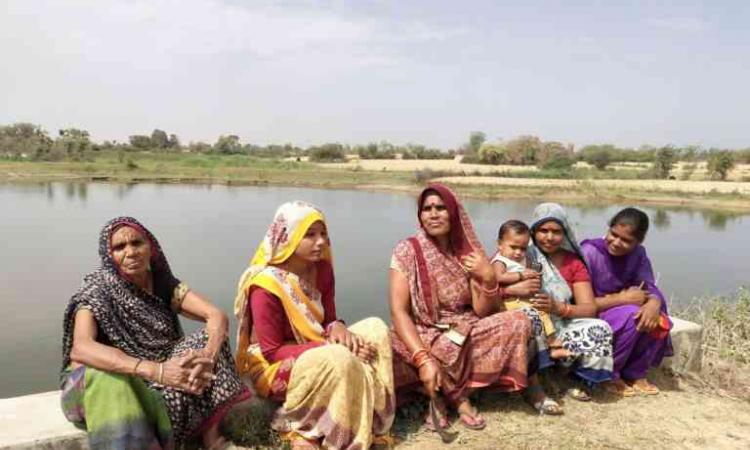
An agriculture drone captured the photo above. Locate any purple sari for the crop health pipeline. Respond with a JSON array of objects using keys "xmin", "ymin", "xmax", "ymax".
[{"xmin": 580, "ymin": 238, "xmax": 673, "ymax": 381}]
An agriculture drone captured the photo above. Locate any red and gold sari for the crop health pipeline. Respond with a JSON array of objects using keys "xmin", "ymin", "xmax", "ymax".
[{"xmin": 234, "ymin": 201, "xmax": 395, "ymax": 450}]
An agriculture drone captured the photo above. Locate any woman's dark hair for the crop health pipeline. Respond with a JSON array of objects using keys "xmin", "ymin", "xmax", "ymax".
[
  {"xmin": 498, "ymin": 220, "xmax": 530, "ymax": 240},
  {"xmin": 609, "ymin": 207, "xmax": 649, "ymax": 242}
]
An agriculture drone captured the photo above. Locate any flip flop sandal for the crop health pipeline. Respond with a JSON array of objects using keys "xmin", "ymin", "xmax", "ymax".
[
  {"xmin": 532, "ymin": 397, "xmax": 564, "ymax": 416},
  {"xmin": 567, "ymin": 387, "xmax": 591, "ymax": 402},
  {"xmin": 631, "ymin": 381, "xmax": 660, "ymax": 395},
  {"xmin": 290, "ymin": 437, "xmax": 321, "ymax": 450},
  {"xmin": 371, "ymin": 434, "xmax": 396, "ymax": 449},
  {"xmin": 423, "ymin": 398, "xmax": 449, "ymax": 431},
  {"xmin": 429, "ymin": 398, "xmax": 459, "ymax": 443},
  {"xmin": 281, "ymin": 432, "xmax": 321, "ymax": 450},
  {"xmin": 604, "ymin": 382, "xmax": 635, "ymax": 397},
  {"xmin": 458, "ymin": 409, "xmax": 487, "ymax": 430}
]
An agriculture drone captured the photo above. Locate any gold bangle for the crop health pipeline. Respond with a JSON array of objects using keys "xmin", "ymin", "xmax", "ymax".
[
  {"xmin": 158, "ymin": 363, "xmax": 164, "ymax": 384},
  {"xmin": 132, "ymin": 358, "xmax": 143, "ymax": 376}
]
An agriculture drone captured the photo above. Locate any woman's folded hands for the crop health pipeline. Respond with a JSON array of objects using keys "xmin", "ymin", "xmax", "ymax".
[
  {"xmin": 326, "ymin": 322, "xmax": 378, "ymax": 363},
  {"xmin": 144, "ymin": 350, "xmax": 216, "ymax": 395}
]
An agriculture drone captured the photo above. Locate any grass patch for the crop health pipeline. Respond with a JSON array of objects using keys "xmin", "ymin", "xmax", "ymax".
[{"xmin": 672, "ymin": 288, "xmax": 750, "ymax": 400}]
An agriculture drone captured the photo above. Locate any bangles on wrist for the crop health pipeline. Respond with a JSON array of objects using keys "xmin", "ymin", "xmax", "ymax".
[
  {"xmin": 480, "ymin": 283, "xmax": 499, "ymax": 296},
  {"xmin": 558, "ymin": 302, "xmax": 573, "ymax": 318},
  {"xmin": 411, "ymin": 348, "xmax": 435, "ymax": 369},
  {"xmin": 132, "ymin": 358, "xmax": 143, "ymax": 376},
  {"xmin": 157, "ymin": 363, "xmax": 164, "ymax": 384}
]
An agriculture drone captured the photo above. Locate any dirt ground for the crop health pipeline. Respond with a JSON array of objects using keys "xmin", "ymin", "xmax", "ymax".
[
  {"xmin": 392, "ymin": 376, "xmax": 750, "ymax": 450},
  {"xmin": 436, "ymin": 175, "xmax": 750, "ymax": 196},
  {"xmin": 316, "ymin": 157, "xmax": 750, "ymax": 182}
]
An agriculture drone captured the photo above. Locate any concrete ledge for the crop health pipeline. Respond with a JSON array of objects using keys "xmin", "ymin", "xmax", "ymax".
[
  {"xmin": 0, "ymin": 317, "xmax": 705, "ymax": 450},
  {"xmin": 0, "ymin": 390, "xmax": 86, "ymax": 450},
  {"xmin": 662, "ymin": 316, "xmax": 704, "ymax": 374}
]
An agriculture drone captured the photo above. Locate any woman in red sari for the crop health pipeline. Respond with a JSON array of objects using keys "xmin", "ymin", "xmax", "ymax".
[{"xmin": 389, "ymin": 184, "xmax": 553, "ymax": 431}]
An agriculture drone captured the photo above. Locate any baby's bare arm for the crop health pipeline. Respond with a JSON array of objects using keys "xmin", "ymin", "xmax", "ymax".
[{"xmin": 493, "ymin": 261, "xmax": 524, "ymax": 286}]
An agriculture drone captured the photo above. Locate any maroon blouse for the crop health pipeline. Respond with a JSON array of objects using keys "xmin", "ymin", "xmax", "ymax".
[{"xmin": 248, "ymin": 260, "xmax": 338, "ymax": 363}]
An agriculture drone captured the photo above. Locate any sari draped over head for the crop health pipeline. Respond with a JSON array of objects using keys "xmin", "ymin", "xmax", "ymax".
[
  {"xmin": 581, "ymin": 237, "xmax": 673, "ymax": 380},
  {"xmin": 406, "ymin": 183, "xmax": 485, "ymax": 326},
  {"xmin": 61, "ymin": 217, "xmax": 248, "ymax": 448},
  {"xmin": 235, "ymin": 202, "xmax": 395, "ymax": 450},
  {"xmin": 391, "ymin": 183, "xmax": 532, "ymax": 402},
  {"xmin": 527, "ymin": 203, "xmax": 614, "ymax": 385},
  {"xmin": 233, "ymin": 201, "xmax": 330, "ymax": 396},
  {"xmin": 528, "ymin": 202, "xmax": 585, "ymax": 309},
  {"xmin": 62, "ymin": 217, "xmax": 183, "ymax": 371}
]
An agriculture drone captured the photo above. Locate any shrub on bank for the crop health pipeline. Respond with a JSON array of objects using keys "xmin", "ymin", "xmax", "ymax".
[
  {"xmin": 308, "ymin": 143, "xmax": 346, "ymax": 162},
  {"xmin": 673, "ymin": 288, "xmax": 750, "ymax": 399}
]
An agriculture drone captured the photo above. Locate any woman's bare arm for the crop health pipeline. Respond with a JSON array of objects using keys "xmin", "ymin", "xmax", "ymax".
[
  {"xmin": 570, "ymin": 281, "xmax": 599, "ymax": 317},
  {"xmin": 389, "ymin": 269, "xmax": 427, "ymax": 354},
  {"xmin": 180, "ymin": 290, "xmax": 229, "ymax": 361},
  {"xmin": 70, "ymin": 309, "xmax": 156, "ymax": 377},
  {"xmin": 70, "ymin": 309, "xmax": 213, "ymax": 392}
]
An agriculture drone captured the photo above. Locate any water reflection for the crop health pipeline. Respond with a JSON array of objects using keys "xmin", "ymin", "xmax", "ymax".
[
  {"xmin": 700, "ymin": 210, "xmax": 741, "ymax": 231},
  {"xmin": 653, "ymin": 210, "xmax": 671, "ymax": 230},
  {"xmin": 115, "ymin": 183, "xmax": 137, "ymax": 200}
]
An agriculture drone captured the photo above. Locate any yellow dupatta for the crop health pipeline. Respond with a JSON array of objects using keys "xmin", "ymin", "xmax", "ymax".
[{"xmin": 233, "ymin": 201, "xmax": 332, "ymax": 397}]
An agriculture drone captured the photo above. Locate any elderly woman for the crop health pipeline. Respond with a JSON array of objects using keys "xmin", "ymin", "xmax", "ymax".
[
  {"xmin": 389, "ymin": 184, "xmax": 557, "ymax": 430},
  {"xmin": 60, "ymin": 217, "xmax": 249, "ymax": 450},
  {"xmin": 581, "ymin": 207, "xmax": 672, "ymax": 396},
  {"xmin": 526, "ymin": 203, "xmax": 614, "ymax": 400},
  {"xmin": 234, "ymin": 201, "xmax": 394, "ymax": 450}
]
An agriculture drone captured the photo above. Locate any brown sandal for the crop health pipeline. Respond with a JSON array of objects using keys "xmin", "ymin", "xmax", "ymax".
[
  {"xmin": 427, "ymin": 397, "xmax": 459, "ymax": 443},
  {"xmin": 630, "ymin": 379, "xmax": 660, "ymax": 395},
  {"xmin": 604, "ymin": 380, "xmax": 635, "ymax": 397}
]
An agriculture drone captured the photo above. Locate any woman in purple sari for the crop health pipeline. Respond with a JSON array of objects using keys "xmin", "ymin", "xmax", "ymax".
[{"xmin": 581, "ymin": 208, "xmax": 673, "ymax": 397}]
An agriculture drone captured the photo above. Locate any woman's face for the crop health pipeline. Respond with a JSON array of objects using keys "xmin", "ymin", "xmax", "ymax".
[
  {"xmin": 419, "ymin": 194, "xmax": 451, "ymax": 238},
  {"xmin": 534, "ymin": 220, "xmax": 564, "ymax": 254},
  {"xmin": 110, "ymin": 226, "xmax": 151, "ymax": 277},
  {"xmin": 293, "ymin": 220, "xmax": 329, "ymax": 263},
  {"xmin": 605, "ymin": 223, "xmax": 639, "ymax": 256}
]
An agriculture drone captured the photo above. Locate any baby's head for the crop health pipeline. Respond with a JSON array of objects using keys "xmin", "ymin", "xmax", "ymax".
[{"xmin": 497, "ymin": 220, "xmax": 530, "ymax": 263}]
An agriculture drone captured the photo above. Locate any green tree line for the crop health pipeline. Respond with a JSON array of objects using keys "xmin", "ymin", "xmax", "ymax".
[
  {"xmin": 1, "ymin": 122, "xmax": 749, "ymax": 180},
  {"xmin": 461, "ymin": 131, "xmax": 750, "ymax": 180}
]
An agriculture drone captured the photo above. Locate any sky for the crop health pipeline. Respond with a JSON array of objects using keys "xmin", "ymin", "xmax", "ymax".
[{"xmin": 1, "ymin": 0, "xmax": 749, "ymax": 150}]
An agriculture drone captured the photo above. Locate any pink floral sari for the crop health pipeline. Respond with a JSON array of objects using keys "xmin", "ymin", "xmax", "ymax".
[{"xmin": 390, "ymin": 184, "xmax": 532, "ymax": 404}]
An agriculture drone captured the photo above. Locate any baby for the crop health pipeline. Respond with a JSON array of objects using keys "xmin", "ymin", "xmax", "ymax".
[{"xmin": 491, "ymin": 220, "xmax": 567, "ymax": 359}]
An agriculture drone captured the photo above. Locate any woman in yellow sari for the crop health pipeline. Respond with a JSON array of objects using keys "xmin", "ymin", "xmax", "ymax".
[{"xmin": 234, "ymin": 201, "xmax": 395, "ymax": 450}]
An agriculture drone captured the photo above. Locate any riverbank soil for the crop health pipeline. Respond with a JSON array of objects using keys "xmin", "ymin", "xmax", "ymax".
[{"xmin": 392, "ymin": 373, "xmax": 750, "ymax": 450}]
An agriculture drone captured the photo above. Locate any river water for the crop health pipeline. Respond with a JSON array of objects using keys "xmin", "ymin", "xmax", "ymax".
[{"xmin": 1, "ymin": 182, "xmax": 747, "ymax": 397}]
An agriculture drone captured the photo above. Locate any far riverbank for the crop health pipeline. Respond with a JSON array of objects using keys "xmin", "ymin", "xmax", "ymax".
[{"xmin": 2, "ymin": 153, "xmax": 750, "ymax": 211}]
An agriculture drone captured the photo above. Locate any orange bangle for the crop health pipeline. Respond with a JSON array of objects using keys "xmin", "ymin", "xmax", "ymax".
[
  {"xmin": 411, "ymin": 348, "xmax": 429, "ymax": 366},
  {"xmin": 480, "ymin": 284, "xmax": 499, "ymax": 296}
]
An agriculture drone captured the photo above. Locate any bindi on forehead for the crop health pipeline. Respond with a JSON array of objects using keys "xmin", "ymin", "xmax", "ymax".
[{"xmin": 422, "ymin": 195, "xmax": 444, "ymax": 206}]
